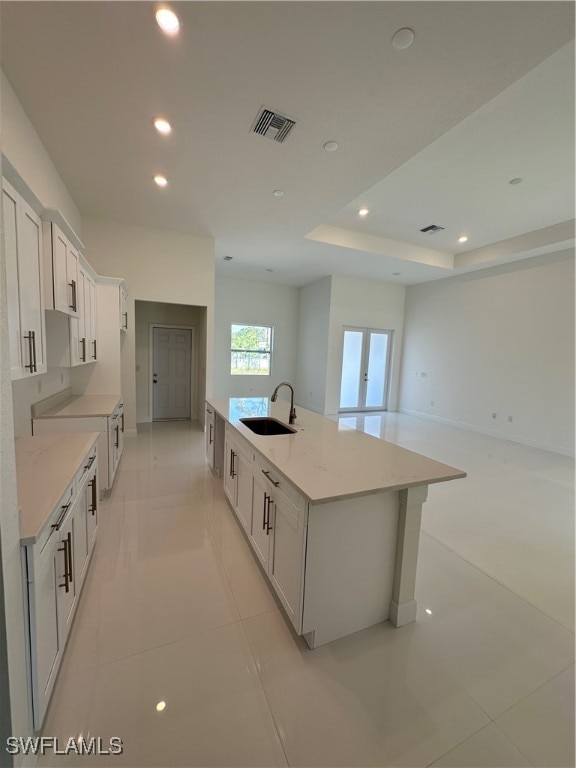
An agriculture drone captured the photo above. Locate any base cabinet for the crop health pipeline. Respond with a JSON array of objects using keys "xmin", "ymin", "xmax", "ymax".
[
  {"xmin": 223, "ymin": 427, "xmax": 253, "ymax": 533},
  {"xmin": 23, "ymin": 442, "xmax": 98, "ymax": 730}
]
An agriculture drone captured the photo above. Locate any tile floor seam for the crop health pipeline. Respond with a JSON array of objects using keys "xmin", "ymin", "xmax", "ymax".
[
  {"xmin": 492, "ymin": 662, "xmax": 575, "ymax": 722},
  {"xmin": 237, "ymin": 616, "xmax": 291, "ymax": 768},
  {"xmin": 420, "ymin": 531, "xmax": 575, "ymax": 636},
  {"xmin": 490, "ymin": 718, "xmax": 537, "ymax": 767},
  {"xmin": 423, "ymin": 722, "xmax": 494, "ymax": 768}
]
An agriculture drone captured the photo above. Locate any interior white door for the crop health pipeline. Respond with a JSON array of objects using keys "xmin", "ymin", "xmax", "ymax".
[
  {"xmin": 152, "ymin": 327, "xmax": 192, "ymax": 420},
  {"xmin": 339, "ymin": 328, "xmax": 392, "ymax": 412}
]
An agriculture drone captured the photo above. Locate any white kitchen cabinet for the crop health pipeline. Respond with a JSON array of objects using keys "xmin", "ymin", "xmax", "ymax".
[
  {"xmin": 223, "ymin": 426, "xmax": 253, "ymax": 533},
  {"xmin": 108, "ymin": 401, "xmax": 124, "ymax": 486},
  {"xmin": 43, "ymin": 219, "xmax": 81, "ymax": 318},
  {"xmin": 205, "ymin": 405, "xmax": 215, "ymax": 468},
  {"xmin": 88, "ymin": 274, "xmax": 98, "ymax": 361},
  {"xmin": 252, "ymin": 456, "xmax": 306, "ymax": 631},
  {"xmin": 2, "ymin": 178, "xmax": 47, "ymax": 379},
  {"xmin": 23, "ymin": 449, "xmax": 97, "ymax": 729}
]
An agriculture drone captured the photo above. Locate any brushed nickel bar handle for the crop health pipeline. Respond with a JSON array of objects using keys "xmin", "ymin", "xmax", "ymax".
[
  {"xmin": 69, "ymin": 279, "xmax": 77, "ymax": 311},
  {"xmin": 66, "ymin": 531, "xmax": 73, "ymax": 584},
  {"xmin": 31, "ymin": 330, "xmax": 37, "ymax": 372},
  {"xmin": 58, "ymin": 537, "xmax": 70, "ymax": 592},
  {"xmin": 92, "ymin": 339, "xmax": 97, "ymax": 359},
  {"xmin": 266, "ymin": 496, "xmax": 274, "ymax": 534},
  {"xmin": 90, "ymin": 477, "xmax": 97, "ymax": 516},
  {"xmin": 263, "ymin": 492, "xmax": 268, "ymax": 530},
  {"xmin": 121, "ymin": 412, "xmax": 125, "ymax": 433},
  {"xmin": 81, "ymin": 337, "xmax": 86, "ymax": 362},
  {"xmin": 51, "ymin": 501, "xmax": 72, "ymax": 532},
  {"xmin": 262, "ymin": 469, "xmax": 279, "ymax": 487},
  {"xmin": 24, "ymin": 331, "xmax": 34, "ymax": 372}
]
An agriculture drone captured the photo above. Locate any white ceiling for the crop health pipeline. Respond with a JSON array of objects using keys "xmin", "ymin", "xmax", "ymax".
[{"xmin": 1, "ymin": 2, "xmax": 574, "ymax": 287}]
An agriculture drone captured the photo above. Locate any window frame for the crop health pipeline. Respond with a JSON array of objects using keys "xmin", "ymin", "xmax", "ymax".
[{"xmin": 230, "ymin": 323, "xmax": 274, "ymax": 377}]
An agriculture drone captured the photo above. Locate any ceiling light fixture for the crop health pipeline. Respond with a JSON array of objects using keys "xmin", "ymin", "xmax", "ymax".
[
  {"xmin": 392, "ymin": 28, "xmax": 415, "ymax": 50},
  {"xmin": 273, "ymin": 189, "xmax": 285, "ymax": 197},
  {"xmin": 358, "ymin": 208, "xmax": 370, "ymax": 217},
  {"xmin": 392, "ymin": 272, "xmax": 401, "ymax": 276},
  {"xmin": 155, "ymin": 7, "xmax": 180, "ymax": 35},
  {"xmin": 266, "ymin": 268, "xmax": 274, "ymax": 273},
  {"xmin": 223, "ymin": 256, "xmax": 233, "ymax": 261},
  {"xmin": 153, "ymin": 174, "xmax": 168, "ymax": 187},
  {"xmin": 458, "ymin": 235, "xmax": 468, "ymax": 243},
  {"xmin": 156, "ymin": 701, "xmax": 166, "ymax": 712},
  {"xmin": 153, "ymin": 117, "xmax": 172, "ymax": 135},
  {"xmin": 323, "ymin": 141, "xmax": 338, "ymax": 152},
  {"xmin": 509, "ymin": 177, "xmax": 523, "ymax": 185}
]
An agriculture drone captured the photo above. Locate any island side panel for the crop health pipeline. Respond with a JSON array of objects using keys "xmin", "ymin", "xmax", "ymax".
[
  {"xmin": 389, "ymin": 484, "xmax": 428, "ymax": 627},
  {"xmin": 302, "ymin": 491, "xmax": 399, "ymax": 649}
]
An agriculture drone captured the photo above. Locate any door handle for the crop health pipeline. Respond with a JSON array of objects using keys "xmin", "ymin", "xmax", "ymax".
[
  {"xmin": 81, "ymin": 337, "xmax": 87, "ymax": 362},
  {"xmin": 69, "ymin": 280, "xmax": 77, "ymax": 311},
  {"xmin": 89, "ymin": 477, "xmax": 97, "ymax": 516},
  {"xmin": 92, "ymin": 339, "xmax": 97, "ymax": 359},
  {"xmin": 266, "ymin": 496, "xmax": 273, "ymax": 534},
  {"xmin": 58, "ymin": 537, "xmax": 70, "ymax": 592},
  {"xmin": 24, "ymin": 331, "xmax": 35, "ymax": 372},
  {"xmin": 262, "ymin": 492, "xmax": 268, "ymax": 530}
]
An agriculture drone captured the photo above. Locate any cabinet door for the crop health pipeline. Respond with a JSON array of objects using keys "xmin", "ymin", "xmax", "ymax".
[
  {"xmin": 120, "ymin": 286, "xmax": 128, "ymax": 331},
  {"xmin": 28, "ymin": 543, "xmax": 60, "ymax": 729},
  {"xmin": 73, "ymin": 482, "xmax": 89, "ymax": 584},
  {"xmin": 2, "ymin": 181, "xmax": 23, "ymax": 376},
  {"xmin": 86, "ymin": 469, "xmax": 98, "ymax": 551},
  {"xmin": 235, "ymin": 451, "xmax": 253, "ymax": 531},
  {"xmin": 89, "ymin": 277, "xmax": 98, "ymax": 360},
  {"xmin": 18, "ymin": 200, "xmax": 46, "ymax": 374},
  {"xmin": 66, "ymin": 245, "xmax": 80, "ymax": 318},
  {"xmin": 270, "ymin": 495, "xmax": 306, "ymax": 632},
  {"xmin": 223, "ymin": 436, "xmax": 236, "ymax": 505},
  {"xmin": 55, "ymin": 511, "xmax": 77, "ymax": 642},
  {"xmin": 250, "ymin": 472, "xmax": 272, "ymax": 571}
]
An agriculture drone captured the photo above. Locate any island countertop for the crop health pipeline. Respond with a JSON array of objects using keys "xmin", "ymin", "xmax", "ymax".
[
  {"xmin": 15, "ymin": 433, "xmax": 100, "ymax": 544},
  {"xmin": 207, "ymin": 397, "xmax": 466, "ymax": 503}
]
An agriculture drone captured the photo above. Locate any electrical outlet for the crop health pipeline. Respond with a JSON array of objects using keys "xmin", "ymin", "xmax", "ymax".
[
  {"xmin": 492, "ymin": 412, "xmax": 497, "ymax": 419},
  {"xmin": 507, "ymin": 415, "xmax": 513, "ymax": 423},
  {"xmin": 430, "ymin": 400, "xmax": 435, "ymax": 407},
  {"xmin": 420, "ymin": 372, "xmax": 427, "ymax": 378}
]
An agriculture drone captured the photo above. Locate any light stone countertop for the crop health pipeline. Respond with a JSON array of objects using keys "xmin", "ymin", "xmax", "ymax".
[
  {"xmin": 16, "ymin": 433, "xmax": 100, "ymax": 545},
  {"xmin": 208, "ymin": 397, "xmax": 466, "ymax": 504},
  {"xmin": 34, "ymin": 394, "xmax": 121, "ymax": 419}
]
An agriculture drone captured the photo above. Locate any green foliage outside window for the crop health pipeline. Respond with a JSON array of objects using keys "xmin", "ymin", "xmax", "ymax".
[{"xmin": 231, "ymin": 324, "xmax": 272, "ymax": 375}]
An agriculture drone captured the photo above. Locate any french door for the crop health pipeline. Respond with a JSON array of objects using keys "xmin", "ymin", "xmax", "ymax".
[{"xmin": 339, "ymin": 328, "xmax": 392, "ymax": 412}]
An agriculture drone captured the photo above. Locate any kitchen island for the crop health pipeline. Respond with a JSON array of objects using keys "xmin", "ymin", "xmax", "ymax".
[{"xmin": 207, "ymin": 397, "xmax": 465, "ymax": 648}]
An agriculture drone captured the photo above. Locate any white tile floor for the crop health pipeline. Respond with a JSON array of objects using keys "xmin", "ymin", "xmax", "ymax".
[{"xmin": 39, "ymin": 415, "xmax": 574, "ymax": 767}]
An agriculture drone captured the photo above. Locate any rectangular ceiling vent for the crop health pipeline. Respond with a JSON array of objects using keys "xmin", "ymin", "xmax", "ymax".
[
  {"xmin": 252, "ymin": 107, "xmax": 296, "ymax": 143},
  {"xmin": 420, "ymin": 224, "xmax": 445, "ymax": 234}
]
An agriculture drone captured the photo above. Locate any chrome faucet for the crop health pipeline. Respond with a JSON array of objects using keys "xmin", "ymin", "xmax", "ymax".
[{"xmin": 271, "ymin": 382, "xmax": 296, "ymax": 424}]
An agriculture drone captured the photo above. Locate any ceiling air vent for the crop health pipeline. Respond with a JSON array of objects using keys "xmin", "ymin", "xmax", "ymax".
[
  {"xmin": 252, "ymin": 107, "xmax": 296, "ymax": 143},
  {"xmin": 420, "ymin": 224, "xmax": 445, "ymax": 234}
]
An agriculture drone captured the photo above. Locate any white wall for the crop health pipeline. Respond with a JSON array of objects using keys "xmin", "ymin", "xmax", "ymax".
[
  {"xmin": 214, "ymin": 277, "xmax": 299, "ymax": 400},
  {"xmin": 135, "ymin": 301, "xmax": 206, "ymax": 423},
  {"xmin": 399, "ymin": 250, "xmax": 575, "ymax": 454},
  {"xmin": 295, "ymin": 277, "xmax": 332, "ymax": 413},
  {"xmin": 325, "ymin": 275, "xmax": 406, "ymax": 415},
  {"xmin": 1, "ymin": 71, "xmax": 81, "ymax": 234},
  {"xmin": 11, "ymin": 369, "xmax": 71, "ymax": 438},
  {"xmin": 80, "ymin": 216, "xmax": 215, "ymax": 430}
]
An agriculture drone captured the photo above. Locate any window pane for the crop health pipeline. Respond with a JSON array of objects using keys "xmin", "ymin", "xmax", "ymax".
[{"xmin": 231, "ymin": 324, "xmax": 272, "ymax": 375}]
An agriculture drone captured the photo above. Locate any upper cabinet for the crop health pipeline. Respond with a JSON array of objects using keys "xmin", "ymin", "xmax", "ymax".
[
  {"xmin": 43, "ymin": 220, "xmax": 81, "ymax": 318},
  {"xmin": 2, "ymin": 178, "xmax": 47, "ymax": 379}
]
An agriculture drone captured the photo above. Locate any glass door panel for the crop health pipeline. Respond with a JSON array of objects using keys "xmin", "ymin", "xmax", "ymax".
[
  {"xmin": 365, "ymin": 332, "xmax": 389, "ymax": 408},
  {"xmin": 339, "ymin": 330, "xmax": 364, "ymax": 410}
]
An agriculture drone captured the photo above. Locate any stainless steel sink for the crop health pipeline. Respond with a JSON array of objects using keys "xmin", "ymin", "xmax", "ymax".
[{"xmin": 239, "ymin": 417, "xmax": 296, "ymax": 436}]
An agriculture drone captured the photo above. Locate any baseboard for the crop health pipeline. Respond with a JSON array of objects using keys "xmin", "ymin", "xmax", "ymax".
[
  {"xmin": 124, "ymin": 428, "xmax": 137, "ymax": 436},
  {"xmin": 398, "ymin": 408, "xmax": 575, "ymax": 458}
]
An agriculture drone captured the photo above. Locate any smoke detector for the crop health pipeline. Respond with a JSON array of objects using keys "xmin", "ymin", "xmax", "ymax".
[{"xmin": 252, "ymin": 107, "xmax": 296, "ymax": 143}]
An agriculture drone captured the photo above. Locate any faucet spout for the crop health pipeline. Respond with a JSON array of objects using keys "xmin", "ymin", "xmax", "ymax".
[{"xmin": 271, "ymin": 382, "xmax": 297, "ymax": 424}]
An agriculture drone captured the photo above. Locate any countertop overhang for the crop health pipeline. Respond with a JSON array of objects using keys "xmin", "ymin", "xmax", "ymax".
[
  {"xmin": 207, "ymin": 397, "xmax": 466, "ymax": 504},
  {"xmin": 16, "ymin": 433, "xmax": 100, "ymax": 544},
  {"xmin": 33, "ymin": 394, "xmax": 121, "ymax": 419}
]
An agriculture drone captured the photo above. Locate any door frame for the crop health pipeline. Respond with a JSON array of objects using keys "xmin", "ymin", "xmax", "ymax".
[
  {"xmin": 338, "ymin": 326, "xmax": 393, "ymax": 413},
  {"xmin": 148, "ymin": 324, "xmax": 196, "ymax": 422}
]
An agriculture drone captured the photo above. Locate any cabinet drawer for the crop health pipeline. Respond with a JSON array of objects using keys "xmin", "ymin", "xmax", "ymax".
[
  {"xmin": 75, "ymin": 445, "xmax": 97, "ymax": 488},
  {"xmin": 36, "ymin": 481, "xmax": 75, "ymax": 556},
  {"xmin": 254, "ymin": 454, "xmax": 306, "ymax": 521}
]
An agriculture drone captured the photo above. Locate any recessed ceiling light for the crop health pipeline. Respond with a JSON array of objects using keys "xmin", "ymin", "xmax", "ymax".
[
  {"xmin": 425, "ymin": 608, "xmax": 433, "ymax": 615},
  {"xmin": 153, "ymin": 174, "xmax": 168, "ymax": 187},
  {"xmin": 358, "ymin": 208, "xmax": 370, "ymax": 217},
  {"xmin": 323, "ymin": 141, "xmax": 338, "ymax": 152},
  {"xmin": 223, "ymin": 256, "xmax": 233, "ymax": 261},
  {"xmin": 509, "ymin": 177, "xmax": 523, "ymax": 185},
  {"xmin": 155, "ymin": 7, "xmax": 180, "ymax": 35},
  {"xmin": 458, "ymin": 235, "xmax": 468, "ymax": 243},
  {"xmin": 392, "ymin": 28, "xmax": 415, "ymax": 50},
  {"xmin": 153, "ymin": 117, "xmax": 172, "ymax": 135},
  {"xmin": 156, "ymin": 701, "xmax": 166, "ymax": 712},
  {"xmin": 273, "ymin": 189, "xmax": 285, "ymax": 197}
]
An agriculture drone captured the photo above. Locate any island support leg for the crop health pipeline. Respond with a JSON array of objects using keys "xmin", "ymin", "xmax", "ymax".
[{"xmin": 389, "ymin": 484, "xmax": 428, "ymax": 627}]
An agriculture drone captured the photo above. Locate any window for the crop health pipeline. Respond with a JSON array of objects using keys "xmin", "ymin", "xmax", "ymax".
[{"xmin": 230, "ymin": 324, "xmax": 272, "ymax": 375}]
